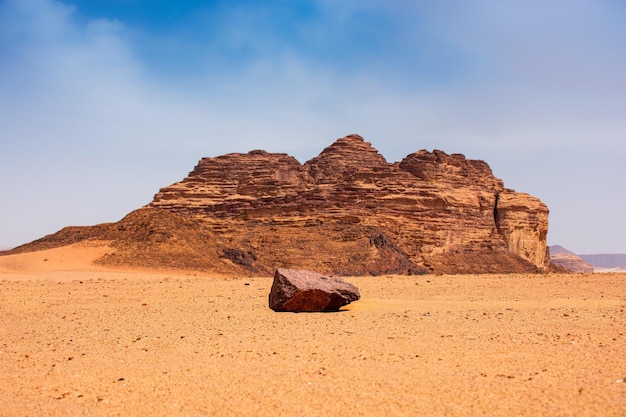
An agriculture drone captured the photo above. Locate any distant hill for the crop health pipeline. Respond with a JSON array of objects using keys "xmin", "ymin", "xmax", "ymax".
[
  {"xmin": 579, "ymin": 254, "xmax": 626, "ymax": 269},
  {"xmin": 549, "ymin": 246, "xmax": 626, "ymax": 273},
  {"xmin": 549, "ymin": 245, "xmax": 593, "ymax": 273}
]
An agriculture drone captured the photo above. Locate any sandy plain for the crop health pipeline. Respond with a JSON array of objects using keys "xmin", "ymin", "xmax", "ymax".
[{"xmin": 0, "ymin": 244, "xmax": 625, "ymax": 416}]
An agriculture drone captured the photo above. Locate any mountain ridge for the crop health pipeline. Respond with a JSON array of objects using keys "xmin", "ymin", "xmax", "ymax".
[
  {"xmin": 579, "ymin": 254, "xmax": 626, "ymax": 270},
  {"xmin": 3, "ymin": 134, "xmax": 551, "ymax": 276}
]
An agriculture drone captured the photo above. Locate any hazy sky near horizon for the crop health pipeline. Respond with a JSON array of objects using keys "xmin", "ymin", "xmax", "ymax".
[{"xmin": 1, "ymin": 0, "xmax": 625, "ymax": 254}]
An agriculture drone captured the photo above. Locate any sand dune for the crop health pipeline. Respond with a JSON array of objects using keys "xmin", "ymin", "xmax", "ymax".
[
  {"xmin": 0, "ymin": 242, "xmax": 113, "ymax": 274},
  {"xmin": 1, "ymin": 247, "xmax": 625, "ymax": 416}
]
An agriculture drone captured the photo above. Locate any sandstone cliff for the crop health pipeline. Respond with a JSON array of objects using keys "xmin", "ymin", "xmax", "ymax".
[{"xmin": 5, "ymin": 135, "xmax": 551, "ymax": 275}]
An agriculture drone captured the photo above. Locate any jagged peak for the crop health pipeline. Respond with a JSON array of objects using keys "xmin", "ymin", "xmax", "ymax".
[
  {"xmin": 333, "ymin": 133, "xmax": 366, "ymax": 143},
  {"xmin": 304, "ymin": 134, "xmax": 389, "ymax": 180},
  {"xmin": 320, "ymin": 133, "xmax": 377, "ymax": 150},
  {"xmin": 399, "ymin": 148, "xmax": 502, "ymax": 190}
]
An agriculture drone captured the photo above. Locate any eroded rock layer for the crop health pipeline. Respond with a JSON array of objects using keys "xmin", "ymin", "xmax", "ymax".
[
  {"xmin": 147, "ymin": 134, "xmax": 550, "ymax": 274},
  {"xmin": 5, "ymin": 134, "xmax": 550, "ymax": 275}
]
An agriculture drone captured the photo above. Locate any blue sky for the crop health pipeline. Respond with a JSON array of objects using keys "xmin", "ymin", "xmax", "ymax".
[{"xmin": 1, "ymin": 0, "xmax": 625, "ymax": 254}]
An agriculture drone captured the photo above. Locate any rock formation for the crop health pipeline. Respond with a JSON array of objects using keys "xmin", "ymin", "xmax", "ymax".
[
  {"xmin": 268, "ymin": 268, "xmax": 361, "ymax": 312},
  {"xmin": 3, "ymin": 134, "xmax": 551, "ymax": 275}
]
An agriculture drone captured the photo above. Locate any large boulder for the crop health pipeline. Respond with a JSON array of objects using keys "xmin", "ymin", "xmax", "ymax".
[{"xmin": 268, "ymin": 268, "xmax": 361, "ymax": 312}]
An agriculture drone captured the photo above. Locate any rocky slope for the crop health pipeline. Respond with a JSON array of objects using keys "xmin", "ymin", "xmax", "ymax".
[{"xmin": 4, "ymin": 134, "xmax": 551, "ymax": 275}]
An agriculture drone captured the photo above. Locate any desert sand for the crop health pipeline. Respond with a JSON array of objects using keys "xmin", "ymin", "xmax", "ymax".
[{"xmin": 1, "ymin": 244, "xmax": 624, "ymax": 416}]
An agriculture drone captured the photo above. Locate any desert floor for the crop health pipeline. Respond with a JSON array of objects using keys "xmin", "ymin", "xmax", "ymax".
[{"xmin": 0, "ymin": 244, "xmax": 625, "ymax": 416}]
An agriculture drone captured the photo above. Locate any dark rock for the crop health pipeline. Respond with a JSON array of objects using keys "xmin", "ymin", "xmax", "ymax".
[
  {"xmin": 268, "ymin": 268, "xmax": 360, "ymax": 312},
  {"xmin": 220, "ymin": 248, "xmax": 257, "ymax": 267}
]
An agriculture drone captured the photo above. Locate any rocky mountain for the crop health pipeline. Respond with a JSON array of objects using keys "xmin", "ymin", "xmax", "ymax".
[
  {"xmin": 549, "ymin": 245, "xmax": 594, "ymax": 273},
  {"xmin": 3, "ymin": 134, "xmax": 551, "ymax": 276}
]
